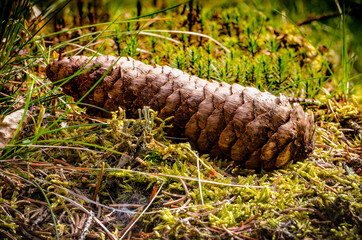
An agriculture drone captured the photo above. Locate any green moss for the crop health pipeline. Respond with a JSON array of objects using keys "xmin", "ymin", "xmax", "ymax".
[{"xmin": 0, "ymin": 0, "xmax": 361, "ymax": 238}]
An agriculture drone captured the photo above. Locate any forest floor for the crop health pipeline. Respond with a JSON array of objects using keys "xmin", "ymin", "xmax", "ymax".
[{"xmin": 0, "ymin": 0, "xmax": 361, "ymax": 239}]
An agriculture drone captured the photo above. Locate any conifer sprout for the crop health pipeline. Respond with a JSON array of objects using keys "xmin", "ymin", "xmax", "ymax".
[{"xmin": 46, "ymin": 55, "xmax": 315, "ymax": 170}]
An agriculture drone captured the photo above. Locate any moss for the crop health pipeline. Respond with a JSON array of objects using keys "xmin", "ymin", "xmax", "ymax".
[{"xmin": 0, "ymin": 0, "xmax": 361, "ymax": 239}]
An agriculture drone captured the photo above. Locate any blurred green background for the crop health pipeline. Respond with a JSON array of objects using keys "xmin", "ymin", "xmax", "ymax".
[{"xmin": 36, "ymin": 0, "xmax": 361, "ymax": 100}]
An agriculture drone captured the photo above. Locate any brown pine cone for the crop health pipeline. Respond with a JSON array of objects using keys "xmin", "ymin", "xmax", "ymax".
[{"xmin": 46, "ymin": 55, "xmax": 315, "ymax": 170}]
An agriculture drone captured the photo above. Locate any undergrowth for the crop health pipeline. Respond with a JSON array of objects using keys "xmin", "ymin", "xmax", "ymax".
[{"xmin": 0, "ymin": 0, "xmax": 361, "ymax": 239}]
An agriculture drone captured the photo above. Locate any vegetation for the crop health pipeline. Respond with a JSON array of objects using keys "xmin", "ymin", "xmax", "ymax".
[{"xmin": 0, "ymin": 0, "xmax": 361, "ymax": 239}]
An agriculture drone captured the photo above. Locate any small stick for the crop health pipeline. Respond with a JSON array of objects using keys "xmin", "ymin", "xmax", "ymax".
[
  {"xmin": 93, "ymin": 161, "xmax": 105, "ymax": 201},
  {"xmin": 243, "ymin": 213, "xmax": 261, "ymax": 226},
  {"xmin": 119, "ymin": 207, "xmax": 143, "ymax": 237},
  {"xmin": 187, "ymin": 207, "xmax": 222, "ymax": 217},
  {"xmin": 279, "ymin": 207, "xmax": 328, "ymax": 221},
  {"xmin": 221, "ymin": 225, "xmax": 244, "ymax": 240},
  {"xmin": 310, "ymin": 178, "xmax": 338, "ymax": 194},
  {"xmin": 271, "ymin": 175, "xmax": 281, "ymax": 204},
  {"xmin": 163, "ymin": 196, "xmax": 187, "ymax": 206},
  {"xmin": 79, "ymin": 211, "xmax": 94, "ymax": 240},
  {"xmin": 109, "ymin": 204, "xmax": 142, "ymax": 208},
  {"xmin": 297, "ymin": 7, "xmax": 361, "ymax": 26},
  {"xmin": 161, "ymin": 190, "xmax": 185, "ymax": 198},
  {"xmin": 149, "ymin": 185, "xmax": 159, "ymax": 201},
  {"xmin": 163, "ymin": 178, "xmax": 191, "ymax": 206},
  {"xmin": 179, "ymin": 177, "xmax": 189, "ymax": 196},
  {"xmin": 119, "ymin": 181, "xmax": 165, "ymax": 240}
]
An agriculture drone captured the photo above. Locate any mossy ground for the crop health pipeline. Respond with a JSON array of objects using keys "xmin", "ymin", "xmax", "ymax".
[{"xmin": 0, "ymin": 0, "xmax": 361, "ymax": 239}]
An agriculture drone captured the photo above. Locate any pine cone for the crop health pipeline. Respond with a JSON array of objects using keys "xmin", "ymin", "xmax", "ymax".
[{"xmin": 46, "ymin": 55, "xmax": 315, "ymax": 170}]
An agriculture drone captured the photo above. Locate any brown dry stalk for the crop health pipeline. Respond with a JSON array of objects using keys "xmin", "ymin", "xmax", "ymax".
[
  {"xmin": 46, "ymin": 55, "xmax": 315, "ymax": 170},
  {"xmin": 296, "ymin": 7, "xmax": 361, "ymax": 26},
  {"xmin": 93, "ymin": 161, "xmax": 105, "ymax": 201}
]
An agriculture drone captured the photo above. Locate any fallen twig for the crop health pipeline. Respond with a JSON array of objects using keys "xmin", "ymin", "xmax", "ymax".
[
  {"xmin": 297, "ymin": 7, "xmax": 361, "ymax": 26},
  {"xmin": 279, "ymin": 207, "xmax": 328, "ymax": 221}
]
